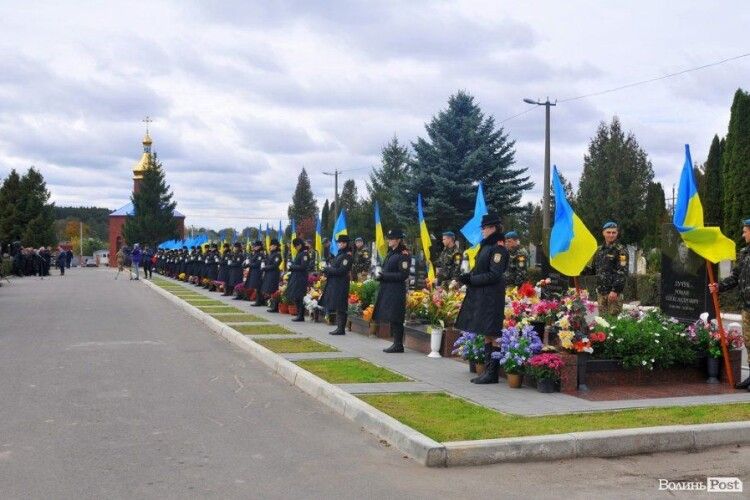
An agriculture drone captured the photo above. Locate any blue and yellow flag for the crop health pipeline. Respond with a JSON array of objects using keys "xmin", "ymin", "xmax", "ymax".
[
  {"xmin": 290, "ymin": 219, "xmax": 297, "ymax": 258},
  {"xmin": 374, "ymin": 201, "xmax": 387, "ymax": 260},
  {"xmin": 417, "ymin": 194, "xmax": 435, "ymax": 282},
  {"xmin": 673, "ymin": 144, "xmax": 735, "ymax": 263},
  {"xmin": 264, "ymin": 223, "xmax": 271, "ymax": 253},
  {"xmin": 315, "ymin": 215, "xmax": 323, "ymax": 268},
  {"xmin": 330, "ymin": 211, "xmax": 348, "ymax": 256},
  {"xmin": 278, "ymin": 220, "xmax": 285, "ymax": 270},
  {"xmin": 549, "ymin": 166, "xmax": 597, "ymax": 276},
  {"xmin": 460, "ymin": 182, "xmax": 487, "ymax": 269}
]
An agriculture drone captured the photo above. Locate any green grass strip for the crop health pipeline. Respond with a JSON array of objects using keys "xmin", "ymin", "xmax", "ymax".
[
  {"xmin": 254, "ymin": 338, "xmax": 339, "ymax": 353},
  {"xmin": 232, "ymin": 324, "xmax": 294, "ymax": 335},
  {"xmin": 194, "ymin": 305, "xmax": 244, "ymax": 313},
  {"xmin": 359, "ymin": 392, "xmax": 750, "ymax": 442},
  {"xmin": 295, "ymin": 358, "xmax": 409, "ymax": 384},
  {"xmin": 183, "ymin": 299, "xmax": 226, "ymax": 306},
  {"xmin": 210, "ymin": 313, "xmax": 267, "ymax": 323}
]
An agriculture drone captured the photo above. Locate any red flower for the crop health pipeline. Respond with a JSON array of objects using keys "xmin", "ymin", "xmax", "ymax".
[{"xmin": 518, "ymin": 282, "xmax": 536, "ymax": 298}]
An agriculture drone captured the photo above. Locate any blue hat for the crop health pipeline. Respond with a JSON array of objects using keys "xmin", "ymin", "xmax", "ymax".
[
  {"xmin": 505, "ymin": 230, "xmax": 519, "ymax": 239},
  {"xmin": 442, "ymin": 231, "xmax": 456, "ymax": 238},
  {"xmin": 743, "ymin": 218, "xmax": 750, "ymax": 226},
  {"xmin": 602, "ymin": 221, "xmax": 618, "ymax": 229}
]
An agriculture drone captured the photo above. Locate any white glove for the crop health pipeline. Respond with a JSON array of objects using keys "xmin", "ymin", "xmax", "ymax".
[{"xmin": 260, "ymin": 262, "xmax": 266, "ymax": 269}]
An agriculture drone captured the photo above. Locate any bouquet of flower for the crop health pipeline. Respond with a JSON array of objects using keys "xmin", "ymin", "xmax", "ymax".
[
  {"xmin": 687, "ymin": 313, "xmax": 745, "ymax": 358},
  {"xmin": 362, "ymin": 305, "xmax": 374, "ymax": 322},
  {"xmin": 427, "ymin": 288, "xmax": 464, "ymax": 328},
  {"xmin": 530, "ymin": 299, "xmax": 560, "ymax": 324},
  {"xmin": 526, "ymin": 353, "xmax": 564, "ymax": 381},
  {"xmin": 178, "ymin": 272, "xmax": 186, "ymax": 281},
  {"xmin": 452, "ymin": 332, "xmax": 485, "ymax": 363},
  {"xmin": 406, "ymin": 290, "xmax": 429, "ymax": 321},
  {"xmin": 492, "ymin": 324, "xmax": 543, "ymax": 374}
]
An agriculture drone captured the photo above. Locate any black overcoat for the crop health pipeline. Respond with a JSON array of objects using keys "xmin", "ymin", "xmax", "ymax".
[
  {"xmin": 245, "ymin": 250, "xmax": 266, "ymax": 290},
  {"xmin": 226, "ymin": 251, "xmax": 245, "ymax": 289},
  {"xmin": 285, "ymin": 248, "xmax": 310, "ymax": 301},
  {"xmin": 455, "ymin": 231, "xmax": 508, "ymax": 337},
  {"xmin": 260, "ymin": 250, "xmax": 283, "ymax": 295},
  {"xmin": 372, "ymin": 246, "xmax": 410, "ymax": 324},
  {"xmin": 320, "ymin": 248, "xmax": 353, "ymax": 313}
]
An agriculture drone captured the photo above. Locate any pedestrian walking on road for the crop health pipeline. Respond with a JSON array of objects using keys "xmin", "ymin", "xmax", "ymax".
[
  {"xmin": 56, "ymin": 247, "xmax": 67, "ymax": 276},
  {"xmin": 131, "ymin": 244, "xmax": 142, "ymax": 280},
  {"xmin": 115, "ymin": 247, "xmax": 125, "ymax": 279},
  {"xmin": 142, "ymin": 245, "xmax": 154, "ymax": 279}
]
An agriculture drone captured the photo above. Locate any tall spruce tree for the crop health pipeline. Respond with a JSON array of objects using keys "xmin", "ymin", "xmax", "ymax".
[
  {"xmin": 287, "ymin": 167, "xmax": 318, "ymax": 238},
  {"xmin": 16, "ymin": 167, "xmax": 56, "ymax": 247},
  {"xmin": 367, "ymin": 135, "xmax": 410, "ymax": 230},
  {"xmin": 393, "ymin": 91, "xmax": 532, "ymax": 235},
  {"xmin": 702, "ymin": 135, "xmax": 724, "ymax": 226},
  {"xmin": 0, "ymin": 169, "xmax": 23, "ymax": 244},
  {"xmin": 722, "ymin": 88, "xmax": 750, "ymax": 241},
  {"xmin": 642, "ymin": 182, "xmax": 667, "ymax": 250},
  {"xmin": 321, "ymin": 199, "xmax": 331, "ymax": 237},
  {"xmin": 123, "ymin": 156, "xmax": 179, "ymax": 247},
  {"xmin": 576, "ymin": 117, "xmax": 654, "ymax": 245}
]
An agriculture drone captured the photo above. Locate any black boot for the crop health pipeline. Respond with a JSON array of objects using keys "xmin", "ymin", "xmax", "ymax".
[
  {"xmin": 470, "ymin": 346, "xmax": 493, "ymax": 383},
  {"xmin": 292, "ymin": 299, "xmax": 305, "ymax": 322},
  {"xmin": 472, "ymin": 347, "xmax": 500, "ymax": 384},
  {"xmin": 383, "ymin": 322, "xmax": 404, "ymax": 353},
  {"xmin": 252, "ymin": 295, "xmax": 266, "ymax": 307},
  {"xmin": 267, "ymin": 301, "xmax": 279, "ymax": 313},
  {"xmin": 329, "ymin": 312, "xmax": 347, "ymax": 334}
]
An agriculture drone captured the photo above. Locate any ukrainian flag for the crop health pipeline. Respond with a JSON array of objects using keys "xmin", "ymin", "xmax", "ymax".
[
  {"xmin": 673, "ymin": 144, "xmax": 735, "ymax": 263},
  {"xmin": 290, "ymin": 219, "xmax": 297, "ymax": 258},
  {"xmin": 460, "ymin": 182, "xmax": 487, "ymax": 269},
  {"xmin": 374, "ymin": 201, "xmax": 387, "ymax": 260},
  {"xmin": 315, "ymin": 215, "xmax": 323, "ymax": 269},
  {"xmin": 264, "ymin": 223, "xmax": 271, "ymax": 253},
  {"xmin": 549, "ymin": 166, "xmax": 597, "ymax": 276},
  {"xmin": 330, "ymin": 211, "xmax": 347, "ymax": 256},
  {"xmin": 417, "ymin": 194, "xmax": 435, "ymax": 282},
  {"xmin": 278, "ymin": 220, "xmax": 285, "ymax": 270}
]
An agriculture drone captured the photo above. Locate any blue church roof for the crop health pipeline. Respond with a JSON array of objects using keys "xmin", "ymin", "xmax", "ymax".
[{"xmin": 110, "ymin": 202, "xmax": 184, "ymax": 217}]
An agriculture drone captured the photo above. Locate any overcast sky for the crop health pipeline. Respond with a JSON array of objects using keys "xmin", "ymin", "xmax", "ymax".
[{"xmin": 0, "ymin": 1, "xmax": 748, "ymax": 229}]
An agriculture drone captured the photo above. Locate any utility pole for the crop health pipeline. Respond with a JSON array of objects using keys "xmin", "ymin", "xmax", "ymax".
[
  {"xmin": 322, "ymin": 169, "xmax": 341, "ymax": 215},
  {"xmin": 79, "ymin": 220, "xmax": 83, "ymax": 265}
]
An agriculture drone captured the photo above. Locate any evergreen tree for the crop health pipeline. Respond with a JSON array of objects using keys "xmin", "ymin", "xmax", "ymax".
[
  {"xmin": 287, "ymin": 167, "xmax": 319, "ymax": 238},
  {"xmin": 702, "ymin": 135, "xmax": 724, "ymax": 226},
  {"xmin": 576, "ymin": 117, "xmax": 654, "ymax": 245},
  {"xmin": 642, "ymin": 182, "xmax": 667, "ymax": 250},
  {"xmin": 722, "ymin": 88, "xmax": 750, "ymax": 241},
  {"xmin": 0, "ymin": 169, "xmax": 23, "ymax": 244},
  {"xmin": 123, "ymin": 156, "xmax": 179, "ymax": 247},
  {"xmin": 16, "ymin": 167, "xmax": 56, "ymax": 247},
  {"xmin": 367, "ymin": 135, "xmax": 410, "ymax": 229},
  {"xmin": 393, "ymin": 91, "xmax": 532, "ymax": 236},
  {"xmin": 321, "ymin": 198, "xmax": 331, "ymax": 237},
  {"xmin": 338, "ymin": 179, "xmax": 359, "ymax": 217}
]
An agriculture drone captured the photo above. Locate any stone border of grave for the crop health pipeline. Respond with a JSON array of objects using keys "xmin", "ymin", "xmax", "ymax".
[{"xmin": 140, "ymin": 273, "xmax": 750, "ymax": 467}]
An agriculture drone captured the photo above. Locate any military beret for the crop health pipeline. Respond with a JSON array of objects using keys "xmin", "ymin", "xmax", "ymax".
[
  {"xmin": 355, "ymin": 236, "xmax": 364, "ymax": 242},
  {"xmin": 505, "ymin": 230, "xmax": 519, "ymax": 239},
  {"xmin": 602, "ymin": 221, "xmax": 618, "ymax": 229},
  {"xmin": 743, "ymin": 218, "xmax": 750, "ymax": 227},
  {"xmin": 442, "ymin": 231, "xmax": 456, "ymax": 238},
  {"xmin": 387, "ymin": 228, "xmax": 405, "ymax": 239}
]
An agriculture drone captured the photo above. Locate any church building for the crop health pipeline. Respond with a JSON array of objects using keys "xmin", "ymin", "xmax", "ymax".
[{"xmin": 108, "ymin": 131, "xmax": 185, "ymax": 265}]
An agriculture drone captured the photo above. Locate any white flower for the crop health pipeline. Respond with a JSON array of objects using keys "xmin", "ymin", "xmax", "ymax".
[
  {"xmin": 699, "ymin": 312, "xmax": 709, "ymax": 323},
  {"xmin": 594, "ymin": 316, "xmax": 610, "ymax": 328},
  {"xmin": 654, "ymin": 339, "xmax": 659, "ymax": 343},
  {"xmin": 642, "ymin": 360, "xmax": 647, "ymax": 365}
]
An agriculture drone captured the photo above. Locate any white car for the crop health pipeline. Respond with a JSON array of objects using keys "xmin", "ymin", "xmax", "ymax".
[{"xmin": 83, "ymin": 256, "xmax": 97, "ymax": 267}]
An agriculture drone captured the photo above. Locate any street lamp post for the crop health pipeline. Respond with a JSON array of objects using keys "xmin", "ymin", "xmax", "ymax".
[{"xmin": 523, "ymin": 98, "xmax": 556, "ymax": 233}]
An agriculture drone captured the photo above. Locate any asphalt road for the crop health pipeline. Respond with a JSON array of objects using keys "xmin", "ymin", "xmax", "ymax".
[{"xmin": 0, "ymin": 267, "xmax": 747, "ymax": 499}]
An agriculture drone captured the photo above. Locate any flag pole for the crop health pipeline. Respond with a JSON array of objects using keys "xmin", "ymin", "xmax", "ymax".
[
  {"xmin": 573, "ymin": 276, "xmax": 581, "ymax": 297},
  {"xmin": 705, "ymin": 260, "xmax": 735, "ymax": 387}
]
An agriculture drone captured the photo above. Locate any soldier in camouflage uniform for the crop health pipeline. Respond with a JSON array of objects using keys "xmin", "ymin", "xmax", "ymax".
[
  {"xmin": 591, "ymin": 221, "xmax": 628, "ymax": 316},
  {"xmin": 434, "ymin": 231, "xmax": 462, "ymax": 287},
  {"xmin": 504, "ymin": 230, "xmax": 528, "ymax": 287},
  {"xmin": 710, "ymin": 218, "xmax": 750, "ymax": 389},
  {"xmin": 351, "ymin": 237, "xmax": 371, "ymax": 281}
]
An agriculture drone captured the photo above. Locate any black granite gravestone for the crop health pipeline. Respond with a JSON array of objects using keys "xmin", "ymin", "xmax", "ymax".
[{"xmin": 660, "ymin": 223, "xmax": 714, "ymax": 321}]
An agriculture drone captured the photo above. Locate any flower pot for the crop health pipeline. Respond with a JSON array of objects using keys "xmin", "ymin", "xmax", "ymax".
[
  {"xmin": 577, "ymin": 352, "xmax": 590, "ymax": 391},
  {"xmin": 288, "ymin": 304, "xmax": 298, "ymax": 316},
  {"xmin": 506, "ymin": 372, "xmax": 523, "ymax": 389},
  {"xmin": 537, "ymin": 378, "xmax": 555, "ymax": 393},
  {"xmin": 706, "ymin": 356, "xmax": 721, "ymax": 384},
  {"xmin": 279, "ymin": 303, "xmax": 289, "ymax": 314},
  {"xmin": 428, "ymin": 327, "xmax": 443, "ymax": 358},
  {"xmin": 469, "ymin": 360, "xmax": 477, "ymax": 373}
]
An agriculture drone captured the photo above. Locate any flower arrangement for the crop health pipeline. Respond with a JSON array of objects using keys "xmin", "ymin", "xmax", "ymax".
[
  {"xmin": 530, "ymin": 299, "xmax": 560, "ymax": 324},
  {"xmin": 687, "ymin": 314, "xmax": 744, "ymax": 358},
  {"xmin": 427, "ymin": 288, "xmax": 464, "ymax": 328},
  {"xmin": 406, "ymin": 290, "xmax": 430, "ymax": 321},
  {"xmin": 362, "ymin": 305, "xmax": 374, "ymax": 322},
  {"xmin": 358, "ymin": 279, "xmax": 380, "ymax": 308},
  {"xmin": 178, "ymin": 272, "xmax": 186, "ymax": 281},
  {"xmin": 452, "ymin": 332, "xmax": 485, "ymax": 363},
  {"xmin": 526, "ymin": 353, "xmax": 564, "ymax": 382},
  {"xmin": 492, "ymin": 324, "xmax": 543, "ymax": 374}
]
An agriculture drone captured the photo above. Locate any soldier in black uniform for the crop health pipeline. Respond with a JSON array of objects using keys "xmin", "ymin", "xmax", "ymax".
[
  {"xmin": 322, "ymin": 238, "xmax": 332, "ymax": 264},
  {"xmin": 247, "ymin": 241, "xmax": 267, "ymax": 305},
  {"xmin": 434, "ymin": 231, "xmax": 463, "ymax": 287},
  {"xmin": 590, "ymin": 222, "xmax": 628, "ymax": 316},
  {"xmin": 223, "ymin": 242, "xmax": 244, "ymax": 296},
  {"xmin": 206, "ymin": 244, "xmax": 220, "ymax": 288},
  {"xmin": 710, "ymin": 218, "xmax": 750, "ymax": 389},
  {"xmin": 455, "ymin": 213, "xmax": 508, "ymax": 384},
  {"xmin": 286, "ymin": 238, "xmax": 310, "ymax": 321},
  {"xmin": 373, "ymin": 229, "xmax": 411, "ymax": 353},
  {"xmin": 352, "ymin": 237, "xmax": 371, "ymax": 281},
  {"xmin": 261, "ymin": 239, "xmax": 283, "ymax": 312},
  {"xmin": 214, "ymin": 243, "xmax": 230, "ymax": 291},
  {"xmin": 305, "ymin": 239, "xmax": 317, "ymax": 272},
  {"xmin": 504, "ymin": 230, "xmax": 529, "ymax": 287},
  {"xmin": 320, "ymin": 235, "xmax": 354, "ymax": 335}
]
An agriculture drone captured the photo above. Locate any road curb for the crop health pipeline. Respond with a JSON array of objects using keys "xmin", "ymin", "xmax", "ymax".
[{"xmin": 143, "ymin": 276, "xmax": 750, "ymax": 467}]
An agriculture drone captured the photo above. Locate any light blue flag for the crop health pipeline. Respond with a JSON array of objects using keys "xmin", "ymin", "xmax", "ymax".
[
  {"xmin": 460, "ymin": 182, "xmax": 487, "ymax": 246},
  {"xmin": 330, "ymin": 210, "xmax": 348, "ymax": 256}
]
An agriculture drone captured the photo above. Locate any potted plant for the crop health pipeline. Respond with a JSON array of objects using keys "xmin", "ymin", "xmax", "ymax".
[
  {"xmin": 452, "ymin": 332, "xmax": 486, "ymax": 374},
  {"xmin": 688, "ymin": 314, "xmax": 745, "ymax": 384},
  {"xmin": 527, "ymin": 353, "xmax": 563, "ymax": 393},
  {"xmin": 493, "ymin": 324, "xmax": 543, "ymax": 388}
]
